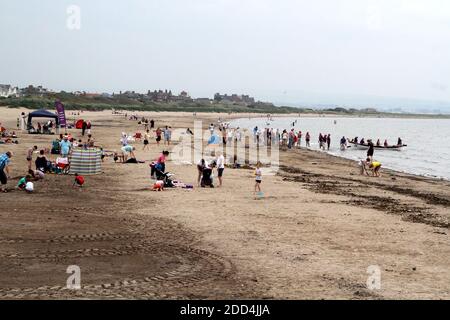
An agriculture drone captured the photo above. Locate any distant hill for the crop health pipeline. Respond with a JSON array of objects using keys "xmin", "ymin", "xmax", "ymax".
[{"xmin": 1, "ymin": 93, "xmax": 449, "ymax": 118}]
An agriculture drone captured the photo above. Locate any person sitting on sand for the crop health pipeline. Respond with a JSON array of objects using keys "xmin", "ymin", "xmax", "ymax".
[
  {"xmin": 35, "ymin": 150, "xmax": 49, "ymax": 173},
  {"xmin": 87, "ymin": 134, "xmax": 95, "ymax": 148},
  {"xmin": 29, "ymin": 168, "xmax": 45, "ymax": 181},
  {"xmin": 156, "ymin": 151, "xmax": 169, "ymax": 173},
  {"xmin": 17, "ymin": 175, "xmax": 32, "ymax": 191},
  {"xmin": 113, "ymin": 151, "xmax": 122, "ymax": 163}
]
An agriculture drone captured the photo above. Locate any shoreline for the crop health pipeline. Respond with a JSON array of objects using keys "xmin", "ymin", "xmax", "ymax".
[
  {"xmin": 3, "ymin": 105, "xmax": 450, "ymax": 120},
  {"xmin": 228, "ymin": 115, "xmax": 450, "ymax": 182}
]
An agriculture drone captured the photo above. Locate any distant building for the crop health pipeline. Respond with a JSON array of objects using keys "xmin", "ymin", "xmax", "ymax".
[
  {"xmin": 0, "ymin": 84, "xmax": 19, "ymax": 98},
  {"xmin": 214, "ymin": 93, "xmax": 255, "ymax": 105},
  {"xmin": 194, "ymin": 98, "xmax": 212, "ymax": 104},
  {"xmin": 145, "ymin": 89, "xmax": 192, "ymax": 103},
  {"xmin": 83, "ymin": 93, "xmax": 102, "ymax": 98}
]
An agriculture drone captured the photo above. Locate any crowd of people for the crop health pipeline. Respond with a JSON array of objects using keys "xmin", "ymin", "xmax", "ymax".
[
  {"xmin": 0, "ymin": 122, "xmax": 19, "ymax": 144},
  {"xmin": 28, "ymin": 120, "xmax": 56, "ymax": 135},
  {"xmin": 0, "ymin": 118, "xmax": 100, "ymax": 193},
  {"xmin": 349, "ymin": 137, "xmax": 404, "ymax": 147},
  {"xmin": 1, "ymin": 112, "xmax": 400, "ymax": 197}
]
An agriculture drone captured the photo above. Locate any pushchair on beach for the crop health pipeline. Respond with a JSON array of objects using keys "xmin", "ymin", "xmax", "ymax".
[
  {"xmin": 201, "ymin": 167, "xmax": 214, "ymax": 188},
  {"xmin": 150, "ymin": 162, "xmax": 174, "ymax": 188}
]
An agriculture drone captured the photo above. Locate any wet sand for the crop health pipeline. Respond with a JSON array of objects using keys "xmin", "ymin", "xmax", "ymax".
[{"xmin": 0, "ymin": 107, "xmax": 449, "ymax": 299}]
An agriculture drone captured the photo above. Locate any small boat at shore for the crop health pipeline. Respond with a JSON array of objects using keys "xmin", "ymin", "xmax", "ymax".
[{"xmin": 348, "ymin": 141, "xmax": 407, "ymax": 151}]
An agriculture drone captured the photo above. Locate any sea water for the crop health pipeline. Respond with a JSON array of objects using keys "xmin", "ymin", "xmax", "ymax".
[{"xmin": 230, "ymin": 117, "xmax": 450, "ymax": 180}]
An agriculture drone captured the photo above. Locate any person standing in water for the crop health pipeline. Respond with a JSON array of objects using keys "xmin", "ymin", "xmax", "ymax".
[
  {"xmin": 326, "ymin": 134, "xmax": 331, "ymax": 150},
  {"xmin": 367, "ymin": 139, "xmax": 375, "ymax": 160},
  {"xmin": 305, "ymin": 132, "xmax": 311, "ymax": 148},
  {"xmin": 340, "ymin": 136, "xmax": 347, "ymax": 150}
]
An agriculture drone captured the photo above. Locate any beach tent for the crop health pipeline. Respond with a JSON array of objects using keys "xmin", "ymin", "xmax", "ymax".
[
  {"xmin": 69, "ymin": 148, "xmax": 102, "ymax": 175},
  {"xmin": 207, "ymin": 134, "xmax": 221, "ymax": 145},
  {"xmin": 75, "ymin": 119, "xmax": 84, "ymax": 129},
  {"xmin": 27, "ymin": 109, "xmax": 59, "ymax": 132},
  {"xmin": 27, "ymin": 109, "xmax": 59, "ymax": 127}
]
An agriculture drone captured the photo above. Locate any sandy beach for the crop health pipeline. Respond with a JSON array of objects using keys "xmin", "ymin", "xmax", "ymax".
[{"xmin": 0, "ymin": 107, "xmax": 449, "ymax": 300}]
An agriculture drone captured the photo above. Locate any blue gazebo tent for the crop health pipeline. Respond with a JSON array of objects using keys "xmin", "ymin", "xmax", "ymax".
[{"xmin": 27, "ymin": 109, "xmax": 60, "ymax": 133}]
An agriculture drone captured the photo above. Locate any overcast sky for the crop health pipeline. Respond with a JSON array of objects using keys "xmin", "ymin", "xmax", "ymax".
[{"xmin": 1, "ymin": 0, "xmax": 450, "ymax": 107}]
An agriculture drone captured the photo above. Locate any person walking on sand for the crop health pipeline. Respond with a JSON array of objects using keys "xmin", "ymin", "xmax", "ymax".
[
  {"xmin": 86, "ymin": 120, "xmax": 92, "ymax": 135},
  {"xmin": 216, "ymin": 152, "xmax": 225, "ymax": 187},
  {"xmin": 143, "ymin": 129, "xmax": 150, "ymax": 151},
  {"xmin": 254, "ymin": 161, "xmax": 263, "ymax": 199},
  {"xmin": 155, "ymin": 127, "xmax": 162, "ymax": 146},
  {"xmin": 163, "ymin": 126, "xmax": 172, "ymax": 146},
  {"xmin": 81, "ymin": 120, "xmax": 87, "ymax": 136},
  {"xmin": 0, "ymin": 151, "xmax": 12, "ymax": 193}
]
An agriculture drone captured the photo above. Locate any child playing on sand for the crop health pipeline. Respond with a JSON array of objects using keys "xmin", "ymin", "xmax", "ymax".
[
  {"xmin": 17, "ymin": 175, "xmax": 32, "ymax": 191},
  {"xmin": 73, "ymin": 173, "xmax": 85, "ymax": 188},
  {"xmin": 360, "ymin": 159, "xmax": 369, "ymax": 176},
  {"xmin": 254, "ymin": 161, "xmax": 263, "ymax": 199}
]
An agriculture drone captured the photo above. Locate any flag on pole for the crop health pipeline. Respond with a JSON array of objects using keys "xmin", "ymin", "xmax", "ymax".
[{"xmin": 55, "ymin": 100, "xmax": 67, "ymax": 128}]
